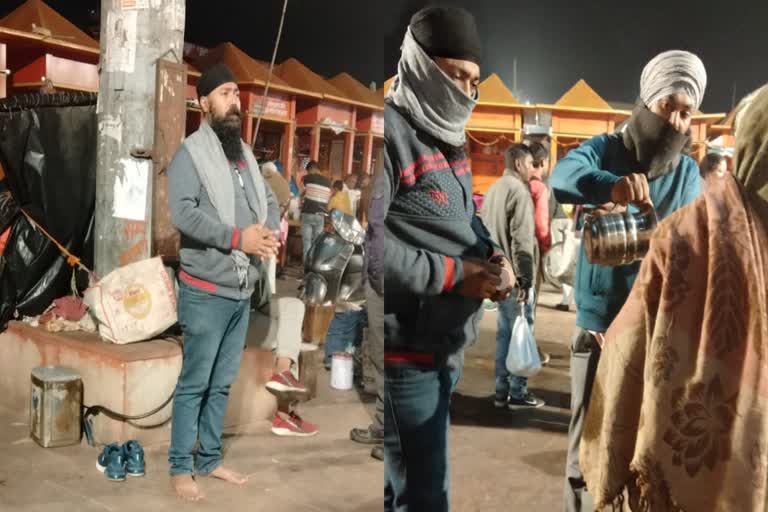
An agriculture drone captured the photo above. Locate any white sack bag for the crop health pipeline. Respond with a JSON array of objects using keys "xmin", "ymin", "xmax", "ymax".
[{"xmin": 83, "ymin": 256, "xmax": 177, "ymax": 344}]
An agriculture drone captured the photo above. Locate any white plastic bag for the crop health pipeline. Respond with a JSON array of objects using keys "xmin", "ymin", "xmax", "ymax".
[
  {"xmin": 505, "ymin": 307, "xmax": 542, "ymax": 377},
  {"xmin": 83, "ymin": 256, "xmax": 177, "ymax": 344}
]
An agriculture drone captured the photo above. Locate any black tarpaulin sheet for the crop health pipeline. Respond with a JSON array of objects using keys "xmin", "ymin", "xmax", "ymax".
[
  {"xmin": 0, "ymin": 179, "xmax": 18, "ymax": 233},
  {"xmin": 0, "ymin": 92, "xmax": 97, "ymax": 331}
]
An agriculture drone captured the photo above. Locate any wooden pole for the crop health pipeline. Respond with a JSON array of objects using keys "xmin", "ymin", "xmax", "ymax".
[
  {"xmin": 94, "ymin": 0, "xmax": 185, "ymax": 276},
  {"xmin": 251, "ymin": 0, "xmax": 289, "ymax": 149}
]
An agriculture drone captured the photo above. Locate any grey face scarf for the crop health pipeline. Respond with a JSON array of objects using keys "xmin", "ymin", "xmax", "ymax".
[
  {"xmin": 387, "ymin": 27, "xmax": 477, "ymax": 148},
  {"xmin": 623, "ymin": 104, "xmax": 691, "ymax": 180},
  {"xmin": 183, "ymin": 120, "xmax": 268, "ymax": 289}
]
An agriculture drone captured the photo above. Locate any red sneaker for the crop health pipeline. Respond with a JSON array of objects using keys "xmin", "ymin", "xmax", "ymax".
[
  {"xmin": 271, "ymin": 412, "xmax": 319, "ymax": 437},
  {"xmin": 266, "ymin": 370, "xmax": 310, "ymax": 402}
]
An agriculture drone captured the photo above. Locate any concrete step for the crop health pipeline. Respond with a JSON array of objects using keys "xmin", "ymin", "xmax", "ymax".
[{"xmin": 0, "ymin": 316, "xmax": 292, "ymax": 447}]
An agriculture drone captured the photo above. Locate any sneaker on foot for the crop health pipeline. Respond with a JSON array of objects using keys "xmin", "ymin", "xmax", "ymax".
[
  {"xmin": 271, "ymin": 412, "xmax": 319, "ymax": 437},
  {"xmin": 266, "ymin": 370, "xmax": 310, "ymax": 402},
  {"xmin": 493, "ymin": 392, "xmax": 508, "ymax": 409},
  {"xmin": 350, "ymin": 425, "xmax": 383, "ymax": 445},
  {"xmin": 371, "ymin": 445, "xmax": 384, "ymax": 461},
  {"xmin": 96, "ymin": 443, "xmax": 126, "ymax": 482},
  {"xmin": 508, "ymin": 392, "xmax": 546, "ymax": 408},
  {"xmin": 121, "ymin": 439, "xmax": 145, "ymax": 477}
]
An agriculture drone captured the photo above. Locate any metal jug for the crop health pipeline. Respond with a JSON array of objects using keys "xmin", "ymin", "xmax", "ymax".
[{"xmin": 583, "ymin": 205, "xmax": 658, "ymax": 266}]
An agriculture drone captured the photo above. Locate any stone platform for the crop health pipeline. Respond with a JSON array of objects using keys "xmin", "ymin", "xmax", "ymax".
[{"xmin": 0, "ymin": 317, "xmax": 287, "ymax": 447}]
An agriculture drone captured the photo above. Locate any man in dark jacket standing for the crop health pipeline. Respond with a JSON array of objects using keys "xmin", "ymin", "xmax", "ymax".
[
  {"xmin": 481, "ymin": 144, "xmax": 544, "ymax": 409},
  {"xmin": 349, "ymin": 165, "xmax": 386, "ymax": 460},
  {"xmin": 384, "ymin": 7, "xmax": 513, "ymax": 511}
]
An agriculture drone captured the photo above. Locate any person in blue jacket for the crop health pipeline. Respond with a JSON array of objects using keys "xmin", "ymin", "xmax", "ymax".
[{"xmin": 550, "ymin": 50, "xmax": 707, "ymax": 512}]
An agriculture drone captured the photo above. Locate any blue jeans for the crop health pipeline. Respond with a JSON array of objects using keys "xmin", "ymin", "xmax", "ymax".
[
  {"xmin": 301, "ymin": 213, "xmax": 325, "ymax": 263},
  {"xmin": 495, "ymin": 288, "xmax": 536, "ymax": 400},
  {"xmin": 324, "ymin": 309, "xmax": 367, "ymax": 368},
  {"xmin": 384, "ymin": 365, "xmax": 461, "ymax": 512},
  {"xmin": 168, "ymin": 283, "xmax": 251, "ymax": 476}
]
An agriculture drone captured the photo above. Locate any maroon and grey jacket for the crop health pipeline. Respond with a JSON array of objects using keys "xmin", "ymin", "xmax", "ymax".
[{"xmin": 384, "ymin": 101, "xmax": 498, "ymax": 368}]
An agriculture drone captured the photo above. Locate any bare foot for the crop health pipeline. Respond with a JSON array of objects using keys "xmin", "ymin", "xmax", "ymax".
[
  {"xmin": 172, "ymin": 474, "xmax": 205, "ymax": 501},
  {"xmin": 209, "ymin": 465, "xmax": 248, "ymax": 485}
]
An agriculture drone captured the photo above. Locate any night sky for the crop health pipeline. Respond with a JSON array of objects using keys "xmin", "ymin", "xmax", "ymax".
[{"xmin": 2, "ymin": 0, "xmax": 766, "ymax": 113}]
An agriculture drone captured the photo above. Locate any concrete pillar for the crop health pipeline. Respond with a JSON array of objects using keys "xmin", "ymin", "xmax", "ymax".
[
  {"xmin": 362, "ymin": 133, "xmax": 373, "ymax": 175},
  {"xmin": 310, "ymin": 125, "xmax": 320, "ymax": 161},
  {"xmin": 344, "ymin": 108, "xmax": 357, "ymax": 176},
  {"xmin": 283, "ymin": 121, "xmax": 295, "ymax": 180},
  {"xmin": 550, "ymin": 136, "xmax": 559, "ymax": 166},
  {"xmin": 95, "ymin": 0, "xmax": 185, "ymax": 276},
  {"xmin": 241, "ymin": 91, "xmax": 254, "ymax": 145},
  {"xmin": 0, "ymin": 43, "xmax": 6, "ymax": 99},
  {"xmin": 343, "ymin": 131, "xmax": 354, "ymax": 176}
]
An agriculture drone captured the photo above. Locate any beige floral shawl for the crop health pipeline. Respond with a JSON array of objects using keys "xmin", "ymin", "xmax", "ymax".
[{"xmin": 580, "ymin": 86, "xmax": 768, "ymax": 511}]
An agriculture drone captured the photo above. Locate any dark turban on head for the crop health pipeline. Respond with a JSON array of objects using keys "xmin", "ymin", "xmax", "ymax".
[
  {"xmin": 409, "ymin": 6, "xmax": 481, "ymax": 66},
  {"xmin": 196, "ymin": 63, "xmax": 237, "ymax": 99}
]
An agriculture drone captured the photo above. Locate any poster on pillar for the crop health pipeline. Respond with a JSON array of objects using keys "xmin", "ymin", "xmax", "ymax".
[
  {"xmin": 120, "ymin": 0, "xmax": 149, "ymax": 9},
  {"xmin": 112, "ymin": 158, "xmax": 149, "ymax": 221},
  {"xmin": 105, "ymin": 10, "xmax": 138, "ymax": 73}
]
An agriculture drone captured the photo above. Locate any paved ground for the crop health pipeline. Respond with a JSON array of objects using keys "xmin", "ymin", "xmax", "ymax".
[
  {"xmin": 0, "ymin": 274, "xmax": 578, "ymax": 511},
  {"xmin": 0, "ymin": 273, "xmax": 382, "ymax": 512},
  {"xmin": 450, "ymin": 286, "xmax": 576, "ymax": 512},
  {"xmin": 0, "ymin": 370, "xmax": 382, "ymax": 512}
]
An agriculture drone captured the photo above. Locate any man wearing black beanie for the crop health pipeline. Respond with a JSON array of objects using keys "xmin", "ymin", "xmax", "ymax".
[
  {"xmin": 384, "ymin": 6, "xmax": 514, "ymax": 511},
  {"xmin": 166, "ymin": 62, "xmax": 281, "ymax": 500}
]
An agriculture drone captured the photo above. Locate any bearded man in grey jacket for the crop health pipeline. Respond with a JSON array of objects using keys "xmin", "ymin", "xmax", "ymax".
[{"xmin": 166, "ymin": 63, "xmax": 280, "ymax": 501}]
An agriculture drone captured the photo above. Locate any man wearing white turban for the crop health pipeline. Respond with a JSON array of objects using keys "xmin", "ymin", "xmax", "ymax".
[
  {"xmin": 640, "ymin": 50, "xmax": 707, "ymax": 113},
  {"xmin": 550, "ymin": 49, "xmax": 707, "ymax": 512}
]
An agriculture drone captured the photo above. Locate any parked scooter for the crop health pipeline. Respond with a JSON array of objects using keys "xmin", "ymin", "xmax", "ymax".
[
  {"xmin": 301, "ymin": 208, "xmax": 366, "ymax": 306},
  {"xmin": 300, "ymin": 209, "xmax": 366, "ymax": 344}
]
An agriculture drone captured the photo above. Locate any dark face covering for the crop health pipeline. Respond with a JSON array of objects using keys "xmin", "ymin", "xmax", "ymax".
[
  {"xmin": 210, "ymin": 106, "xmax": 243, "ymax": 162},
  {"xmin": 623, "ymin": 104, "xmax": 691, "ymax": 180}
]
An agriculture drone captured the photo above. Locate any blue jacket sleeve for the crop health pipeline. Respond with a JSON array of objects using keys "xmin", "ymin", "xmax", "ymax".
[
  {"xmin": 384, "ymin": 147, "xmax": 464, "ymax": 297},
  {"xmin": 680, "ymin": 159, "xmax": 702, "ymax": 207},
  {"xmin": 550, "ymin": 135, "xmax": 623, "ymax": 206}
]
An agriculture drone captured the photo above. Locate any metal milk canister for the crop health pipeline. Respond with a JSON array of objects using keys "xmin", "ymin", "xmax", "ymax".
[{"xmin": 30, "ymin": 366, "xmax": 83, "ymax": 448}]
